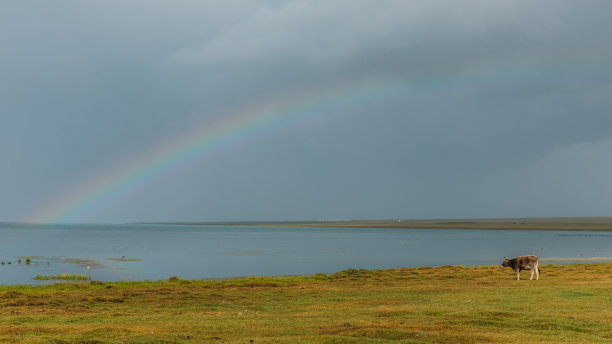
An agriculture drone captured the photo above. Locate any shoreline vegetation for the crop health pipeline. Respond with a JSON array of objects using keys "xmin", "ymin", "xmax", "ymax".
[
  {"xmin": 0, "ymin": 263, "xmax": 610, "ymax": 343},
  {"xmin": 33, "ymin": 273, "xmax": 91, "ymax": 281},
  {"xmin": 141, "ymin": 216, "xmax": 612, "ymax": 231}
]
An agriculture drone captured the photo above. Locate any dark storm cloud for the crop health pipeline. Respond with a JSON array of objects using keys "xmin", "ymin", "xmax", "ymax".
[{"xmin": 1, "ymin": 1, "xmax": 611, "ymax": 222}]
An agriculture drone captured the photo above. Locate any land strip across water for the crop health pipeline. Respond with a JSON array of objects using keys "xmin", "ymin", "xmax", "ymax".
[{"xmin": 143, "ymin": 216, "xmax": 612, "ymax": 231}]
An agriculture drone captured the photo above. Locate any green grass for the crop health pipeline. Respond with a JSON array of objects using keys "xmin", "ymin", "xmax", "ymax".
[
  {"xmin": 1, "ymin": 263, "xmax": 610, "ymax": 343},
  {"xmin": 33, "ymin": 273, "xmax": 91, "ymax": 281}
]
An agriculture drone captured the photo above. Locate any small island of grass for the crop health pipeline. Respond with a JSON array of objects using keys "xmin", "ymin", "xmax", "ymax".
[{"xmin": 33, "ymin": 273, "xmax": 91, "ymax": 281}]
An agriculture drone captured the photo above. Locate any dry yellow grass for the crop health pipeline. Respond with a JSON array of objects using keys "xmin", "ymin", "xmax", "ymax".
[{"xmin": 0, "ymin": 263, "xmax": 610, "ymax": 343}]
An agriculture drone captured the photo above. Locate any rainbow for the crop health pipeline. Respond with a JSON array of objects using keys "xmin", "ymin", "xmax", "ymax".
[
  {"xmin": 28, "ymin": 64, "xmax": 608, "ymax": 224},
  {"xmin": 29, "ymin": 79, "xmax": 410, "ymax": 224}
]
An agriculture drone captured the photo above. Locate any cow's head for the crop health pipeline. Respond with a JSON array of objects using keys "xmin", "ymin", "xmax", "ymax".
[{"xmin": 501, "ymin": 257, "xmax": 511, "ymax": 267}]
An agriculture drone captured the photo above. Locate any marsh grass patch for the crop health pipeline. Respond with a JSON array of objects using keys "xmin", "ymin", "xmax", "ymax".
[
  {"xmin": 105, "ymin": 257, "xmax": 144, "ymax": 262},
  {"xmin": 34, "ymin": 274, "xmax": 91, "ymax": 281},
  {"xmin": 49, "ymin": 257, "xmax": 103, "ymax": 268}
]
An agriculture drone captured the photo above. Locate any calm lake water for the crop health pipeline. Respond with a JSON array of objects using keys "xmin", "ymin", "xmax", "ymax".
[{"xmin": 0, "ymin": 222, "xmax": 610, "ymax": 285}]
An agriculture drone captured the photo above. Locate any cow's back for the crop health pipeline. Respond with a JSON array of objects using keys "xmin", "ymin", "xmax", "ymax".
[{"xmin": 516, "ymin": 255, "xmax": 539, "ymax": 269}]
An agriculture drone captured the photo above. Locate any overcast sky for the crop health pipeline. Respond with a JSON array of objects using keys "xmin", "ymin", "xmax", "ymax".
[{"xmin": 2, "ymin": 0, "xmax": 612, "ymax": 223}]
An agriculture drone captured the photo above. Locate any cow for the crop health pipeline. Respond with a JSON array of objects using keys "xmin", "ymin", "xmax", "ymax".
[{"xmin": 501, "ymin": 255, "xmax": 540, "ymax": 280}]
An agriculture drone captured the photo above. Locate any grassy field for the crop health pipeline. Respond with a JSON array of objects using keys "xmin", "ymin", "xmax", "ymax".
[
  {"xmin": 149, "ymin": 216, "xmax": 612, "ymax": 231},
  {"xmin": 0, "ymin": 263, "xmax": 610, "ymax": 343}
]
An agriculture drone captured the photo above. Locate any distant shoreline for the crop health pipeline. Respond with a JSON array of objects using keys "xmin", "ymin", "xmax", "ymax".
[{"xmin": 138, "ymin": 216, "xmax": 612, "ymax": 231}]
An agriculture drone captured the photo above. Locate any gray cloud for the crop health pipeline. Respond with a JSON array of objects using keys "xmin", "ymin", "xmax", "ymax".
[{"xmin": 1, "ymin": 1, "xmax": 612, "ymax": 222}]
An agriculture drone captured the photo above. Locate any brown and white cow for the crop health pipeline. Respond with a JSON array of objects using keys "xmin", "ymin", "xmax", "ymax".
[{"xmin": 501, "ymin": 255, "xmax": 540, "ymax": 280}]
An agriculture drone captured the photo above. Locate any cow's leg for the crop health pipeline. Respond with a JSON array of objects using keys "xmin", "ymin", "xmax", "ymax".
[
  {"xmin": 516, "ymin": 270, "xmax": 520, "ymax": 280},
  {"xmin": 530, "ymin": 268, "xmax": 534, "ymax": 280},
  {"xmin": 535, "ymin": 263, "xmax": 539, "ymax": 280}
]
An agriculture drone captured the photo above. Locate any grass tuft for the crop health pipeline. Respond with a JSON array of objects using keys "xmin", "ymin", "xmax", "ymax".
[{"xmin": 34, "ymin": 273, "xmax": 91, "ymax": 281}]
